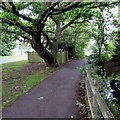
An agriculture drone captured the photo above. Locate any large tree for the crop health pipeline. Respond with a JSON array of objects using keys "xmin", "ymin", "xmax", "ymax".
[{"xmin": 1, "ymin": 1, "xmax": 118, "ymax": 67}]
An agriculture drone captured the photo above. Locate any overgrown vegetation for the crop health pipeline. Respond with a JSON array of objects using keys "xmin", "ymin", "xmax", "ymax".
[
  {"xmin": 112, "ymin": 23, "xmax": 120, "ymax": 61},
  {"xmin": 87, "ymin": 8, "xmax": 120, "ymax": 118},
  {"xmin": 76, "ymin": 101, "xmax": 87, "ymax": 113},
  {"xmin": 76, "ymin": 66, "xmax": 88, "ymax": 118},
  {"xmin": 2, "ymin": 61, "xmax": 57, "ymax": 108},
  {"xmin": 87, "ymin": 59, "xmax": 120, "ymax": 119}
]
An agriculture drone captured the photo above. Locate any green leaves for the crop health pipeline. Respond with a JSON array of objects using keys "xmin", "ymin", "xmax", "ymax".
[
  {"xmin": 1, "ymin": 2, "xmax": 118, "ymax": 61},
  {"xmin": 0, "ymin": 34, "xmax": 16, "ymax": 56}
]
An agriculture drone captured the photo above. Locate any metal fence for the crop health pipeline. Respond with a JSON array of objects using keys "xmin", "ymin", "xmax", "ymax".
[{"xmin": 85, "ymin": 63, "xmax": 114, "ymax": 119}]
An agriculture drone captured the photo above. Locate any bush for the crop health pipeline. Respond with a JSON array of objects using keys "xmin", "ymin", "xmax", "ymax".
[{"xmin": 0, "ymin": 35, "xmax": 16, "ymax": 56}]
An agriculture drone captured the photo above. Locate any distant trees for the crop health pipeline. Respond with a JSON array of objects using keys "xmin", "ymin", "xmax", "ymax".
[{"xmin": 89, "ymin": 6, "xmax": 118, "ymax": 64}]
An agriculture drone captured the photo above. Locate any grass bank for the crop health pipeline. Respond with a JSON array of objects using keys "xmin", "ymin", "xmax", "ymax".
[{"xmin": 2, "ymin": 60, "xmax": 57, "ymax": 108}]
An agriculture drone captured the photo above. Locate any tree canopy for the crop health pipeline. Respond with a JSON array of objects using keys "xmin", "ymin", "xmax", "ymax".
[{"xmin": 1, "ymin": 1, "xmax": 118, "ymax": 67}]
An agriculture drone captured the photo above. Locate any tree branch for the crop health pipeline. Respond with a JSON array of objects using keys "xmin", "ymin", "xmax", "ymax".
[
  {"xmin": 46, "ymin": 30, "xmax": 54, "ymax": 33},
  {"xmin": 51, "ymin": 2, "xmax": 93, "ymax": 15},
  {"xmin": 1, "ymin": 25, "xmax": 11, "ymax": 36},
  {"xmin": 50, "ymin": 15, "xmax": 57, "ymax": 24},
  {"xmin": 61, "ymin": 14, "xmax": 81, "ymax": 31},
  {"xmin": 51, "ymin": 2, "xmax": 118, "ymax": 15},
  {"xmin": 2, "ymin": 2, "xmax": 33, "ymax": 22},
  {"xmin": 61, "ymin": 8, "xmax": 92, "ymax": 31},
  {"xmin": 2, "ymin": 18, "xmax": 33, "ymax": 35},
  {"xmin": 63, "ymin": 2, "xmax": 72, "ymax": 7},
  {"xmin": 61, "ymin": 2, "xmax": 118, "ymax": 31},
  {"xmin": 7, "ymin": 30, "xmax": 32, "ymax": 41},
  {"xmin": 9, "ymin": 2, "xmax": 18, "ymax": 14},
  {"xmin": 41, "ymin": 31, "xmax": 52, "ymax": 49},
  {"xmin": 53, "ymin": 2, "xmax": 79, "ymax": 12},
  {"xmin": 39, "ymin": 2, "xmax": 60, "ymax": 23}
]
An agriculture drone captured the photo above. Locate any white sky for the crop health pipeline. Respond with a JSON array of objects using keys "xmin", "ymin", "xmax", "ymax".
[{"xmin": 110, "ymin": 6, "xmax": 118, "ymax": 17}]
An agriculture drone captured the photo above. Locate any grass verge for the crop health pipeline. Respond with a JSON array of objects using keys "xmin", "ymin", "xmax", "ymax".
[
  {"xmin": 2, "ymin": 60, "xmax": 57, "ymax": 108},
  {"xmin": 0, "ymin": 56, "xmax": 22, "ymax": 59}
]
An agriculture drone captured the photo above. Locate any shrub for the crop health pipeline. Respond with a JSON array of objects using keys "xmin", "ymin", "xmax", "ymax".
[{"xmin": 0, "ymin": 35, "xmax": 16, "ymax": 56}]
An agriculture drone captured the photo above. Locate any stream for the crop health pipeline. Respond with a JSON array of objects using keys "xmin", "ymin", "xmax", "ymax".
[{"xmin": 109, "ymin": 79, "xmax": 120, "ymax": 106}]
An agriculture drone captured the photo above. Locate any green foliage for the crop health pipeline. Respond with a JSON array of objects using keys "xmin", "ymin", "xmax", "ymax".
[
  {"xmin": 59, "ymin": 22, "xmax": 90, "ymax": 59},
  {"xmin": 90, "ymin": 54, "xmax": 111, "ymax": 65},
  {"xmin": 79, "ymin": 66, "xmax": 86, "ymax": 77},
  {"xmin": 90, "ymin": 7, "xmax": 117, "ymax": 62},
  {"xmin": 75, "ymin": 42, "xmax": 86, "ymax": 59},
  {"xmin": 74, "ymin": 23, "xmax": 91, "ymax": 59},
  {"xmin": 112, "ymin": 23, "xmax": 120, "ymax": 61},
  {"xmin": 103, "ymin": 42, "xmax": 116, "ymax": 53},
  {"xmin": 78, "ymin": 66, "xmax": 86, "ymax": 89},
  {"xmin": 91, "ymin": 41, "xmax": 115, "ymax": 64},
  {"xmin": 76, "ymin": 101, "xmax": 87, "ymax": 113},
  {"xmin": 58, "ymin": 38, "xmax": 76, "ymax": 58},
  {"xmin": 0, "ymin": 34, "xmax": 16, "ymax": 56},
  {"xmin": 87, "ymin": 60, "xmax": 120, "ymax": 119},
  {"xmin": 1, "ymin": 2, "xmax": 118, "ymax": 66}
]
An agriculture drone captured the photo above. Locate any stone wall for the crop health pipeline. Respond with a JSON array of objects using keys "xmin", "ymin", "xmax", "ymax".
[{"xmin": 103, "ymin": 61, "xmax": 120, "ymax": 75}]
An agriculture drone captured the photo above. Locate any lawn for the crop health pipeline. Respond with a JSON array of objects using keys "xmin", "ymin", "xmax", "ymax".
[
  {"xmin": 0, "ymin": 56, "xmax": 22, "ymax": 59},
  {"xmin": 2, "ymin": 60, "xmax": 57, "ymax": 108}
]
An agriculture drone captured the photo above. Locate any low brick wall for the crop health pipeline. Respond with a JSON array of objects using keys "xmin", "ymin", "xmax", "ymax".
[
  {"xmin": 103, "ymin": 61, "xmax": 120, "ymax": 69},
  {"xmin": 28, "ymin": 51, "xmax": 68, "ymax": 64},
  {"xmin": 103, "ymin": 61, "xmax": 120, "ymax": 75}
]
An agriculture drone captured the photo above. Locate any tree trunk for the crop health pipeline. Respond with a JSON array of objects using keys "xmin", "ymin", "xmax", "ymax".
[
  {"xmin": 98, "ymin": 46, "xmax": 101, "ymax": 57},
  {"xmin": 52, "ymin": 14, "xmax": 61, "ymax": 60},
  {"xmin": 31, "ymin": 36, "xmax": 59, "ymax": 67}
]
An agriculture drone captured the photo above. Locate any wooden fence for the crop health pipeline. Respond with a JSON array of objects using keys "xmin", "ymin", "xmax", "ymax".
[
  {"xmin": 27, "ymin": 51, "xmax": 68, "ymax": 64},
  {"xmin": 85, "ymin": 63, "xmax": 114, "ymax": 119},
  {"xmin": 57, "ymin": 51, "xmax": 68, "ymax": 64},
  {"xmin": 27, "ymin": 52, "xmax": 44, "ymax": 63}
]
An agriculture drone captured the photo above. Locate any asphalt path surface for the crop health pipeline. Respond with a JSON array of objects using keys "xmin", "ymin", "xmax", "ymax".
[
  {"xmin": 0, "ymin": 56, "xmax": 27, "ymax": 64},
  {"xmin": 2, "ymin": 59, "xmax": 87, "ymax": 118}
]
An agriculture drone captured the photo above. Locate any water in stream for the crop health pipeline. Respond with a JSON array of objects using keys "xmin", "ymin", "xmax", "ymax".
[
  {"xmin": 104, "ymin": 73, "xmax": 120, "ymax": 118},
  {"xmin": 109, "ymin": 79, "xmax": 120, "ymax": 106}
]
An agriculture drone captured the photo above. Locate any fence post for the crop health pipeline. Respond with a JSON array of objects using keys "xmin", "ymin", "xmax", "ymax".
[
  {"xmin": 66, "ymin": 51, "xmax": 68, "ymax": 62},
  {"xmin": 62, "ymin": 51, "xmax": 66, "ymax": 64},
  {"xmin": 57, "ymin": 51, "xmax": 62, "ymax": 64}
]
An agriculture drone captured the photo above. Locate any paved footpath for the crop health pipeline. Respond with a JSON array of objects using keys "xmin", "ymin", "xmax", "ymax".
[{"xmin": 2, "ymin": 59, "xmax": 87, "ymax": 118}]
